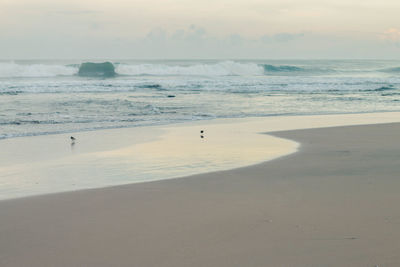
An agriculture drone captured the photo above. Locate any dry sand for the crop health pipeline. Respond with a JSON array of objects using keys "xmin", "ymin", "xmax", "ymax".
[{"xmin": 1, "ymin": 123, "xmax": 400, "ymax": 266}]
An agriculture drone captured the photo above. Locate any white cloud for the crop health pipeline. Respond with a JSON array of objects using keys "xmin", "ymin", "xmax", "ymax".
[
  {"xmin": 380, "ymin": 28, "xmax": 400, "ymax": 42},
  {"xmin": 1, "ymin": 0, "xmax": 400, "ymax": 59},
  {"xmin": 260, "ymin": 33, "xmax": 305, "ymax": 43}
]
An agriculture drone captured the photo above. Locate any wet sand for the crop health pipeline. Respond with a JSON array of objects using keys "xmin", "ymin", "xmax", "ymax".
[
  {"xmin": 1, "ymin": 122, "xmax": 400, "ymax": 266},
  {"xmin": 2, "ymin": 112, "xmax": 400, "ymax": 201}
]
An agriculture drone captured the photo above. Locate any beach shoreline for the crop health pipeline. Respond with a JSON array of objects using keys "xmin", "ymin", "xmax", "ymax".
[
  {"xmin": 1, "ymin": 112, "xmax": 400, "ymax": 201},
  {"xmin": 1, "ymin": 122, "xmax": 400, "ymax": 266}
]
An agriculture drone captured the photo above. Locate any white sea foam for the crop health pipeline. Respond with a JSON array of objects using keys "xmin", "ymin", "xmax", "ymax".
[
  {"xmin": 1, "ymin": 59, "xmax": 400, "ymax": 141},
  {"xmin": 0, "ymin": 61, "xmax": 265, "ymax": 78},
  {"xmin": 116, "ymin": 61, "xmax": 265, "ymax": 76},
  {"xmin": 0, "ymin": 62, "xmax": 77, "ymax": 78},
  {"xmin": 1, "ymin": 60, "xmax": 399, "ymax": 78}
]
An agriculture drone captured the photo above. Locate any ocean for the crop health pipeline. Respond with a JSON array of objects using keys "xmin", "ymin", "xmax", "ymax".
[{"xmin": 1, "ymin": 59, "xmax": 400, "ymax": 140}]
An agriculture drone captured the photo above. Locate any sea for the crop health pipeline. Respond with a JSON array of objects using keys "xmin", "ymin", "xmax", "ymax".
[{"xmin": 1, "ymin": 59, "xmax": 400, "ymax": 140}]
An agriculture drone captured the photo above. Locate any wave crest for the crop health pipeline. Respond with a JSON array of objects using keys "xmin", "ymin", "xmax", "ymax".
[
  {"xmin": 0, "ymin": 61, "xmax": 332, "ymax": 78},
  {"xmin": 117, "ymin": 62, "xmax": 310, "ymax": 76},
  {"xmin": 0, "ymin": 62, "xmax": 77, "ymax": 78},
  {"xmin": 116, "ymin": 61, "xmax": 265, "ymax": 76},
  {"xmin": 262, "ymin": 64, "xmax": 304, "ymax": 72},
  {"xmin": 380, "ymin": 67, "xmax": 400, "ymax": 73}
]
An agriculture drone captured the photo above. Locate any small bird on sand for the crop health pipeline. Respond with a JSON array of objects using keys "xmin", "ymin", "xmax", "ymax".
[
  {"xmin": 200, "ymin": 130, "xmax": 204, "ymax": 134},
  {"xmin": 70, "ymin": 136, "xmax": 76, "ymax": 141}
]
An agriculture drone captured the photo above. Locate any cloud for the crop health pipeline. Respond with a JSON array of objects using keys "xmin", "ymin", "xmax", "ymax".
[
  {"xmin": 228, "ymin": 34, "xmax": 244, "ymax": 46},
  {"xmin": 380, "ymin": 28, "xmax": 400, "ymax": 43},
  {"xmin": 147, "ymin": 26, "xmax": 305, "ymax": 46},
  {"xmin": 50, "ymin": 9, "xmax": 99, "ymax": 16},
  {"xmin": 2, "ymin": 22, "xmax": 400, "ymax": 59},
  {"xmin": 145, "ymin": 28, "xmax": 167, "ymax": 42},
  {"xmin": 274, "ymin": 32, "xmax": 305, "ymax": 42},
  {"xmin": 170, "ymin": 25, "xmax": 207, "ymax": 42},
  {"xmin": 260, "ymin": 32, "xmax": 305, "ymax": 43},
  {"xmin": 127, "ymin": 27, "xmax": 312, "ymax": 59}
]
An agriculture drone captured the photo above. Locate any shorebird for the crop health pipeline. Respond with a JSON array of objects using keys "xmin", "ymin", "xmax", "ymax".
[{"xmin": 70, "ymin": 136, "xmax": 76, "ymax": 141}]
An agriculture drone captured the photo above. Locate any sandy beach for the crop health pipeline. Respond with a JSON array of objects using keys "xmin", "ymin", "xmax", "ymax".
[
  {"xmin": 2, "ymin": 112, "xmax": 400, "ymax": 201},
  {"xmin": 1, "ymin": 121, "xmax": 400, "ymax": 266},
  {"xmin": 2, "ymin": 0, "xmax": 400, "ymax": 265}
]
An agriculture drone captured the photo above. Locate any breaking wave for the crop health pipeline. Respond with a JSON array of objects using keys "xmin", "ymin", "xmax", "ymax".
[
  {"xmin": 0, "ymin": 61, "xmax": 378, "ymax": 78},
  {"xmin": 116, "ymin": 62, "xmax": 316, "ymax": 76},
  {"xmin": 116, "ymin": 61, "xmax": 265, "ymax": 76},
  {"xmin": 380, "ymin": 67, "xmax": 400, "ymax": 73},
  {"xmin": 0, "ymin": 61, "xmax": 316, "ymax": 78},
  {"xmin": 373, "ymin": 85, "xmax": 396, "ymax": 91},
  {"xmin": 262, "ymin": 64, "xmax": 304, "ymax": 72},
  {"xmin": 0, "ymin": 62, "xmax": 77, "ymax": 78}
]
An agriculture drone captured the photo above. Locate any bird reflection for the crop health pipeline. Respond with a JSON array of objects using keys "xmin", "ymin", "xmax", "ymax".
[{"xmin": 70, "ymin": 136, "xmax": 76, "ymax": 150}]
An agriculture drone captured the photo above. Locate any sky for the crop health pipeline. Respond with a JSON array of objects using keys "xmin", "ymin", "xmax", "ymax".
[{"xmin": 1, "ymin": 0, "xmax": 400, "ymax": 59}]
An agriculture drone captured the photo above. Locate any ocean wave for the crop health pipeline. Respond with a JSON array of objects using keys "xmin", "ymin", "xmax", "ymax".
[
  {"xmin": 0, "ymin": 61, "xmax": 333, "ymax": 78},
  {"xmin": 0, "ymin": 61, "xmax": 396, "ymax": 78},
  {"xmin": 0, "ymin": 90, "xmax": 22, "ymax": 95},
  {"xmin": 0, "ymin": 62, "xmax": 77, "ymax": 78},
  {"xmin": 379, "ymin": 67, "xmax": 400, "ymax": 73},
  {"xmin": 0, "ymin": 120, "xmax": 41, "ymax": 125},
  {"xmin": 137, "ymin": 84, "xmax": 165, "ymax": 90},
  {"xmin": 116, "ymin": 62, "xmax": 321, "ymax": 76},
  {"xmin": 0, "ymin": 61, "xmax": 274, "ymax": 78},
  {"xmin": 116, "ymin": 61, "xmax": 265, "ymax": 76},
  {"xmin": 381, "ymin": 92, "xmax": 400, "ymax": 96},
  {"xmin": 374, "ymin": 85, "xmax": 396, "ymax": 91},
  {"xmin": 262, "ymin": 64, "xmax": 304, "ymax": 72},
  {"xmin": 364, "ymin": 85, "xmax": 397, "ymax": 92}
]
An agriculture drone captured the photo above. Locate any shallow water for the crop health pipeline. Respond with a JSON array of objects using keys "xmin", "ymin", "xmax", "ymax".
[
  {"xmin": 1, "ymin": 112, "xmax": 400, "ymax": 201},
  {"xmin": 0, "ymin": 117, "xmax": 298, "ymax": 200}
]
